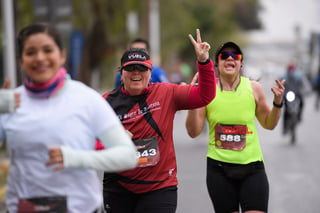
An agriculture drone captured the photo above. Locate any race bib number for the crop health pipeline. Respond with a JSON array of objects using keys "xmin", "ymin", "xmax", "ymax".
[
  {"xmin": 215, "ymin": 124, "xmax": 248, "ymax": 151},
  {"xmin": 133, "ymin": 136, "xmax": 160, "ymax": 167},
  {"xmin": 17, "ymin": 196, "xmax": 67, "ymax": 213}
]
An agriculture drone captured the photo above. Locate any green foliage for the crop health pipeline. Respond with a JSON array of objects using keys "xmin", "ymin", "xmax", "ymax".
[
  {"xmin": 5, "ymin": 0, "xmax": 261, "ymax": 88},
  {"xmin": 15, "ymin": 0, "xmax": 34, "ymax": 31},
  {"xmin": 159, "ymin": 0, "xmax": 248, "ymax": 73}
]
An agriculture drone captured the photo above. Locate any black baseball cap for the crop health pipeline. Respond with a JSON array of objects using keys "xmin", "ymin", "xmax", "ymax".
[
  {"xmin": 120, "ymin": 48, "xmax": 152, "ymax": 70},
  {"xmin": 214, "ymin": 41, "xmax": 243, "ymax": 63}
]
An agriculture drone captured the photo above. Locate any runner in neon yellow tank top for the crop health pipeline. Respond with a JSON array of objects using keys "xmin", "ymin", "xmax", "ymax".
[{"xmin": 185, "ymin": 42, "xmax": 285, "ymax": 213}]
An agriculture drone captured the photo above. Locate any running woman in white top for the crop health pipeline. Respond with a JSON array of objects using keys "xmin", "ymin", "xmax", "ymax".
[{"xmin": 0, "ymin": 23, "xmax": 137, "ymax": 213}]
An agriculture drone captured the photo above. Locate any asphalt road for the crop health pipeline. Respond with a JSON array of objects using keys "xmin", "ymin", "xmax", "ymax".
[
  {"xmin": 1, "ymin": 79, "xmax": 318, "ymax": 213},
  {"xmin": 174, "ymin": 82, "xmax": 320, "ymax": 213}
]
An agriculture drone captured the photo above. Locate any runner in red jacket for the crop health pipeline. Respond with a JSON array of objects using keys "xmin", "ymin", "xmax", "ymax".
[{"xmin": 100, "ymin": 29, "xmax": 216, "ymax": 213}]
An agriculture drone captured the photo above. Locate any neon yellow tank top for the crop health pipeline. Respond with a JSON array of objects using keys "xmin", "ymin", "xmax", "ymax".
[{"xmin": 206, "ymin": 76, "xmax": 264, "ymax": 164}]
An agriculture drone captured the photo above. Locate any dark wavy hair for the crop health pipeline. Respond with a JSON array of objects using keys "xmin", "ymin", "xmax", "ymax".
[{"xmin": 17, "ymin": 23, "xmax": 64, "ymax": 60}]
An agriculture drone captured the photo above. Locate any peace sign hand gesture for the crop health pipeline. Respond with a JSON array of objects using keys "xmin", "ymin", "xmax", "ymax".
[{"xmin": 188, "ymin": 29, "xmax": 211, "ymax": 63}]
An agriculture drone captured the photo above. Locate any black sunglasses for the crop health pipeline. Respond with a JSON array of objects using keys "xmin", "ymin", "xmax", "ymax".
[
  {"xmin": 123, "ymin": 64, "xmax": 149, "ymax": 72},
  {"xmin": 219, "ymin": 51, "xmax": 242, "ymax": 61}
]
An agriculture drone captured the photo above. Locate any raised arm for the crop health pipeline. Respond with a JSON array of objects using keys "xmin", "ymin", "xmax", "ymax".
[
  {"xmin": 184, "ymin": 72, "xmax": 207, "ymax": 138},
  {"xmin": 253, "ymin": 79, "xmax": 285, "ymax": 130},
  {"xmin": 186, "ymin": 107, "xmax": 206, "ymax": 138},
  {"xmin": 187, "ymin": 29, "xmax": 216, "ymax": 109}
]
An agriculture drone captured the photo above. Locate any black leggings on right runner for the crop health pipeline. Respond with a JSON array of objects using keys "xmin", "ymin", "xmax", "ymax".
[{"xmin": 206, "ymin": 158, "xmax": 269, "ymax": 213}]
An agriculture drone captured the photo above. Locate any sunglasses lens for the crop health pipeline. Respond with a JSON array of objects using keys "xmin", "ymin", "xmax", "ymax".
[
  {"xmin": 136, "ymin": 65, "xmax": 149, "ymax": 71},
  {"xmin": 234, "ymin": 54, "xmax": 242, "ymax": 60},
  {"xmin": 219, "ymin": 52, "xmax": 242, "ymax": 60},
  {"xmin": 124, "ymin": 65, "xmax": 134, "ymax": 71},
  {"xmin": 124, "ymin": 64, "xmax": 149, "ymax": 72}
]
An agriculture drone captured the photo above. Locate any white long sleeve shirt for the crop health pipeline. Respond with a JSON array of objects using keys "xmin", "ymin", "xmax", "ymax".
[{"xmin": 0, "ymin": 80, "xmax": 137, "ymax": 213}]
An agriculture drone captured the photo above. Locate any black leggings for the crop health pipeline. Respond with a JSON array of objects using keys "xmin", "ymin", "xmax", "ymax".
[
  {"xmin": 103, "ymin": 186, "xmax": 177, "ymax": 213},
  {"xmin": 206, "ymin": 158, "xmax": 269, "ymax": 213}
]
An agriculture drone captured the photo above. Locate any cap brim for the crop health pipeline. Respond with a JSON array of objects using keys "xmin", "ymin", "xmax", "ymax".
[{"xmin": 122, "ymin": 60, "xmax": 152, "ymax": 70}]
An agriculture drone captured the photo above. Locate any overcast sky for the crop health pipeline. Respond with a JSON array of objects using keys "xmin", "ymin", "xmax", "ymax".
[{"xmin": 250, "ymin": 0, "xmax": 320, "ymax": 42}]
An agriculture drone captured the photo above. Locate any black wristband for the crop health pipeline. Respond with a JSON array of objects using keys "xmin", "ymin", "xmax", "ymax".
[
  {"xmin": 198, "ymin": 58, "xmax": 210, "ymax": 65},
  {"xmin": 273, "ymin": 101, "xmax": 283, "ymax": 108}
]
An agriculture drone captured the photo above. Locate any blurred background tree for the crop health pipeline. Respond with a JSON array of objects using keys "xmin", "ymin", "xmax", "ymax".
[{"xmin": 1, "ymin": 0, "xmax": 262, "ymax": 90}]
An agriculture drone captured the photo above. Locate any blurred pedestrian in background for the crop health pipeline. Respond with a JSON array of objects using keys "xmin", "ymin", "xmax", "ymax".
[
  {"xmin": 282, "ymin": 62, "xmax": 311, "ymax": 133},
  {"xmin": 170, "ymin": 60, "xmax": 192, "ymax": 84},
  {"xmin": 185, "ymin": 41, "xmax": 285, "ymax": 213},
  {"xmin": 101, "ymin": 29, "xmax": 216, "ymax": 213},
  {"xmin": 114, "ymin": 38, "xmax": 169, "ymax": 88},
  {"xmin": 0, "ymin": 23, "xmax": 137, "ymax": 213}
]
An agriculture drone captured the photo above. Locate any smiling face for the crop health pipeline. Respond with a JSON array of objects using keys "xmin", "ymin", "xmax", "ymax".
[
  {"xmin": 20, "ymin": 33, "xmax": 66, "ymax": 83},
  {"xmin": 217, "ymin": 47, "xmax": 243, "ymax": 78},
  {"xmin": 121, "ymin": 66, "xmax": 151, "ymax": 96}
]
